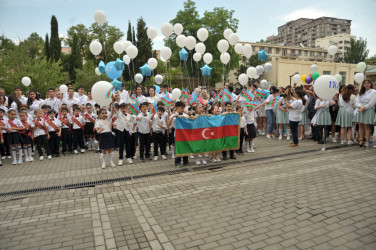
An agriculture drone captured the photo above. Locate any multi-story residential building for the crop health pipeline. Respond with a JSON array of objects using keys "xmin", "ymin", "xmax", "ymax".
[{"xmin": 315, "ymin": 33, "xmax": 355, "ymax": 60}]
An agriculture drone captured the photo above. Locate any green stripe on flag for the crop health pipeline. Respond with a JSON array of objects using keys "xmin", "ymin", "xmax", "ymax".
[{"xmin": 175, "ymin": 136, "xmax": 238, "ymax": 156}]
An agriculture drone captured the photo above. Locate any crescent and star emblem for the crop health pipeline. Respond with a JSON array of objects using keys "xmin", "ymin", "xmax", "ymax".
[{"xmin": 202, "ymin": 128, "xmax": 215, "ymax": 140}]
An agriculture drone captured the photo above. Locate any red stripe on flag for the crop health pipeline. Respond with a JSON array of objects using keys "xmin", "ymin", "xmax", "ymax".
[{"xmin": 175, "ymin": 125, "xmax": 238, "ymax": 142}]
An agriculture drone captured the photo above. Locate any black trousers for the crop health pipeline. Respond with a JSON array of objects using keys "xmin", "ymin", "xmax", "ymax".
[
  {"xmin": 239, "ymin": 128, "xmax": 245, "ymax": 151},
  {"xmin": 61, "ymin": 128, "xmax": 72, "ymax": 153},
  {"xmin": 318, "ymin": 125, "xmax": 330, "ymax": 143},
  {"xmin": 289, "ymin": 120, "xmax": 300, "ymax": 144},
  {"xmin": 117, "ymin": 130, "xmax": 131, "ymax": 159},
  {"xmin": 73, "ymin": 129, "xmax": 85, "ymax": 150},
  {"xmin": 0, "ymin": 133, "xmax": 10, "ymax": 156},
  {"xmin": 153, "ymin": 132, "xmax": 166, "ymax": 156},
  {"xmin": 175, "ymin": 156, "xmax": 188, "ymax": 165},
  {"xmin": 139, "ymin": 133, "xmax": 151, "ymax": 158},
  {"xmin": 35, "ymin": 135, "xmax": 51, "ymax": 157},
  {"xmin": 48, "ymin": 132, "xmax": 60, "ymax": 155},
  {"xmin": 309, "ymin": 112, "xmax": 319, "ymax": 140},
  {"xmin": 222, "ymin": 150, "xmax": 235, "ymax": 158}
]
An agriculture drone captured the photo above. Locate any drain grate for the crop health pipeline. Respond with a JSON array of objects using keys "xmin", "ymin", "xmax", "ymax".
[
  {"xmin": 133, "ymin": 168, "xmax": 189, "ymax": 179},
  {"xmin": 0, "ymin": 185, "xmax": 63, "ymax": 197}
]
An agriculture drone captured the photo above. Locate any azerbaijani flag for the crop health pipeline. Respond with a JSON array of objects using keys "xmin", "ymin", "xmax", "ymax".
[
  {"xmin": 131, "ymin": 95, "xmax": 140, "ymax": 106},
  {"xmin": 151, "ymin": 100, "xmax": 158, "ymax": 114},
  {"xmin": 182, "ymin": 87, "xmax": 189, "ymax": 98},
  {"xmin": 256, "ymin": 89, "xmax": 266, "ymax": 98},
  {"xmin": 175, "ymin": 113, "xmax": 240, "ymax": 156},
  {"xmin": 240, "ymin": 89, "xmax": 254, "ymax": 101},
  {"xmin": 244, "ymin": 101, "xmax": 258, "ymax": 108},
  {"xmin": 222, "ymin": 89, "xmax": 232, "ymax": 102},
  {"xmin": 189, "ymin": 92, "xmax": 199, "ymax": 105},
  {"xmin": 130, "ymin": 103, "xmax": 140, "ymax": 116},
  {"xmin": 269, "ymin": 98, "xmax": 277, "ymax": 108},
  {"xmin": 161, "ymin": 94, "xmax": 172, "ymax": 106}
]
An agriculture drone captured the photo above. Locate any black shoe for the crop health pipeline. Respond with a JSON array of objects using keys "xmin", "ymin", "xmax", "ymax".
[
  {"xmin": 317, "ymin": 141, "xmax": 324, "ymax": 144},
  {"xmin": 175, "ymin": 163, "xmax": 182, "ymax": 168},
  {"xmin": 55, "ymin": 154, "xmax": 59, "ymax": 158},
  {"xmin": 239, "ymin": 150, "xmax": 244, "ymax": 155},
  {"xmin": 223, "ymin": 156, "xmax": 228, "ymax": 160},
  {"xmin": 236, "ymin": 150, "xmax": 241, "ymax": 155},
  {"xmin": 62, "ymin": 152, "xmax": 66, "ymax": 156},
  {"xmin": 140, "ymin": 157, "xmax": 145, "ymax": 162},
  {"xmin": 183, "ymin": 162, "xmax": 190, "ymax": 166},
  {"xmin": 230, "ymin": 156, "xmax": 236, "ymax": 160},
  {"xmin": 69, "ymin": 151, "xmax": 73, "ymax": 155},
  {"xmin": 95, "ymin": 149, "xmax": 101, "ymax": 153}
]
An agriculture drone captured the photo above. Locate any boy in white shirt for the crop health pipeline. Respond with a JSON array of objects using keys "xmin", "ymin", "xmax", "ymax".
[
  {"xmin": 46, "ymin": 109, "xmax": 61, "ymax": 157},
  {"xmin": 134, "ymin": 102, "xmax": 152, "ymax": 161},
  {"xmin": 71, "ymin": 106, "xmax": 86, "ymax": 154},
  {"xmin": 32, "ymin": 109, "xmax": 52, "ymax": 161},
  {"xmin": 151, "ymin": 107, "xmax": 167, "ymax": 161}
]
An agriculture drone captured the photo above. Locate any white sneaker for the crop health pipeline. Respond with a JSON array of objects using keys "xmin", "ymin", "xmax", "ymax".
[
  {"xmin": 250, "ymin": 148, "xmax": 255, "ymax": 153},
  {"xmin": 12, "ymin": 159, "xmax": 17, "ymax": 165},
  {"xmin": 204, "ymin": 154, "xmax": 209, "ymax": 158},
  {"xmin": 286, "ymin": 136, "xmax": 290, "ymax": 141},
  {"xmin": 171, "ymin": 155, "xmax": 175, "ymax": 159},
  {"xmin": 1, "ymin": 156, "xmax": 6, "ymax": 160},
  {"xmin": 202, "ymin": 160, "xmax": 207, "ymax": 165},
  {"xmin": 332, "ymin": 138, "xmax": 337, "ymax": 143},
  {"xmin": 246, "ymin": 149, "xmax": 252, "ymax": 153},
  {"xmin": 347, "ymin": 141, "xmax": 353, "ymax": 145},
  {"xmin": 18, "ymin": 158, "xmax": 22, "ymax": 164},
  {"xmin": 118, "ymin": 159, "xmax": 123, "ymax": 166},
  {"xmin": 110, "ymin": 161, "xmax": 116, "ymax": 167},
  {"xmin": 216, "ymin": 157, "xmax": 221, "ymax": 162},
  {"xmin": 132, "ymin": 156, "xmax": 137, "ymax": 160},
  {"xmin": 190, "ymin": 155, "xmax": 195, "ymax": 159},
  {"xmin": 101, "ymin": 163, "xmax": 106, "ymax": 169},
  {"xmin": 126, "ymin": 158, "xmax": 133, "ymax": 164},
  {"xmin": 279, "ymin": 135, "xmax": 282, "ymax": 140},
  {"xmin": 195, "ymin": 160, "xmax": 201, "ymax": 165},
  {"xmin": 154, "ymin": 156, "xmax": 158, "ymax": 161},
  {"xmin": 341, "ymin": 140, "xmax": 346, "ymax": 145},
  {"xmin": 271, "ymin": 134, "xmax": 275, "ymax": 139},
  {"xmin": 211, "ymin": 158, "xmax": 217, "ymax": 163},
  {"xmin": 25, "ymin": 157, "xmax": 31, "ymax": 162},
  {"xmin": 47, "ymin": 155, "xmax": 52, "ymax": 159},
  {"xmin": 0, "ymin": 160, "xmax": 2, "ymax": 166},
  {"xmin": 81, "ymin": 149, "xmax": 85, "ymax": 153},
  {"xmin": 29, "ymin": 157, "xmax": 34, "ymax": 162},
  {"xmin": 39, "ymin": 156, "xmax": 44, "ymax": 161},
  {"xmin": 162, "ymin": 155, "xmax": 167, "ymax": 160},
  {"xmin": 7, "ymin": 156, "xmax": 12, "ymax": 159},
  {"xmin": 261, "ymin": 132, "xmax": 266, "ymax": 135},
  {"xmin": 74, "ymin": 150, "xmax": 79, "ymax": 155},
  {"xmin": 266, "ymin": 134, "xmax": 271, "ymax": 139}
]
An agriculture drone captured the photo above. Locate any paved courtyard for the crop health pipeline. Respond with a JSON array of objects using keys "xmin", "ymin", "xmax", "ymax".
[{"xmin": 0, "ymin": 137, "xmax": 375, "ymax": 250}]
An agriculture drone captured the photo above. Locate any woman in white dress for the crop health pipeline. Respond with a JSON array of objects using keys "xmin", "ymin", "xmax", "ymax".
[{"xmin": 27, "ymin": 90, "xmax": 44, "ymax": 118}]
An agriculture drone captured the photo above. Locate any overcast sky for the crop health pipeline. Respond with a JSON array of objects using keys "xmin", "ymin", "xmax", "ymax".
[{"xmin": 0, "ymin": 0, "xmax": 375, "ymax": 56}]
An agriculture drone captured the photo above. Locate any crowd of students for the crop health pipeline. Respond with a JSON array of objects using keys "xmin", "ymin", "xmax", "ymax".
[{"xmin": 0, "ymin": 79, "xmax": 375, "ymax": 168}]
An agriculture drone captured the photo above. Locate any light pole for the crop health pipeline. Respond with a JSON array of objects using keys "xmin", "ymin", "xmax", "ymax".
[{"xmin": 289, "ymin": 72, "xmax": 299, "ymax": 87}]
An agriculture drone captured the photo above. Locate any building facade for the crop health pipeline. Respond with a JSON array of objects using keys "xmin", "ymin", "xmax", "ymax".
[
  {"xmin": 315, "ymin": 33, "xmax": 355, "ymax": 60},
  {"xmin": 268, "ymin": 17, "xmax": 351, "ymax": 48}
]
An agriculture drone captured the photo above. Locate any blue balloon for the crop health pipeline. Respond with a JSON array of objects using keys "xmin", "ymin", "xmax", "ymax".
[
  {"xmin": 200, "ymin": 64, "xmax": 212, "ymax": 76},
  {"xmin": 105, "ymin": 61, "xmax": 123, "ymax": 79},
  {"xmin": 140, "ymin": 63, "xmax": 152, "ymax": 77},
  {"xmin": 114, "ymin": 58, "xmax": 125, "ymax": 71},
  {"xmin": 153, "ymin": 85, "xmax": 160, "ymax": 94},
  {"xmin": 257, "ymin": 49, "xmax": 269, "ymax": 62},
  {"xmin": 111, "ymin": 79, "xmax": 122, "ymax": 91},
  {"xmin": 179, "ymin": 48, "xmax": 188, "ymax": 61},
  {"xmin": 98, "ymin": 60, "xmax": 106, "ymax": 74}
]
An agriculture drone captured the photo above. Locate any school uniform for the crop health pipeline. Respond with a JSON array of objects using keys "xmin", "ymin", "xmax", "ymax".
[
  {"xmin": 28, "ymin": 100, "xmax": 44, "ymax": 117},
  {"xmin": 94, "ymin": 118, "xmax": 115, "ymax": 150},
  {"xmin": 46, "ymin": 117, "xmax": 61, "ymax": 156},
  {"xmin": 264, "ymin": 95, "xmax": 276, "ymax": 133},
  {"xmin": 244, "ymin": 109, "xmax": 257, "ymax": 140},
  {"xmin": 77, "ymin": 94, "xmax": 88, "ymax": 106},
  {"xmin": 62, "ymin": 97, "xmax": 80, "ymax": 112},
  {"xmin": 19, "ymin": 120, "xmax": 33, "ymax": 146},
  {"xmin": 171, "ymin": 113, "xmax": 189, "ymax": 166},
  {"xmin": 115, "ymin": 113, "xmax": 135, "ymax": 160},
  {"xmin": 354, "ymin": 89, "xmax": 376, "ymax": 125},
  {"xmin": 33, "ymin": 118, "xmax": 52, "ymax": 157},
  {"xmin": 152, "ymin": 114, "xmax": 167, "ymax": 157},
  {"xmin": 276, "ymin": 97, "xmax": 289, "ymax": 124},
  {"xmin": 288, "ymin": 99, "xmax": 303, "ymax": 145},
  {"xmin": 59, "ymin": 114, "xmax": 73, "ymax": 154},
  {"xmin": 335, "ymin": 94, "xmax": 356, "ymax": 127},
  {"xmin": 238, "ymin": 115, "xmax": 246, "ymax": 153},
  {"xmin": 299, "ymin": 95, "xmax": 310, "ymax": 125},
  {"xmin": 44, "ymin": 97, "xmax": 62, "ymax": 114},
  {"xmin": 71, "ymin": 114, "xmax": 85, "ymax": 151},
  {"xmin": 313, "ymin": 99, "xmax": 331, "ymax": 143},
  {"xmin": 0, "ymin": 116, "xmax": 10, "ymax": 157},
  {"xmin": 137, "ymin": 112, "xmax": 151, "ymax": 160},
  {"xmin": 5, "ymin": 119, "xmax": 23, "ymax": 145},
  {"xmin": 84, "ymin": 112, "xmax": 97, "ymax": 136}
]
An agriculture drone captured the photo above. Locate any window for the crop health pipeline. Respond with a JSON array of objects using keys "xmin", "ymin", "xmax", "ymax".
[
  {"xmin": 339, "ymin": 72, "xmax": 346, "ymax": 85},
  {"xmin": 304, "ymin": 51, "xmax": 308, "ymax": 56},
  {"xmin": 276, "ymin": 48, "xmax": 280, "ymax": 54},
  {"xmin": 298, "ymin": 50, "xmax": 302, "ymax": 56},
  {"xmin": 268, "ymin": 47, "xmax": 272, "ymax": 53},
  {"xmin": 310, "ymin": 51, "xmax": 314, "ymax": 57},
  {"xmin": 323, "ymin": 71, "xmax": 331, "ymax": 75}
]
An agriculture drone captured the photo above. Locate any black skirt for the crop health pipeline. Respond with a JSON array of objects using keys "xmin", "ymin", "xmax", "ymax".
[
  {"xmin": 99, "ymin": 132, "xmax": 115, "ymax": 150},
  {"xmin": 84, "ymin": 122, "xmax": 95, "ymax": 135},
  {"xmin": 19, "ymin": 132, "xmax": 32, "ymax": 145},
  {"xmin": 8, "ymin": 132, "xmax": 21, "ymax": 145},
  {"xmin": 246, "ymin": 124, "xmax": 256, "ymax": 139}
]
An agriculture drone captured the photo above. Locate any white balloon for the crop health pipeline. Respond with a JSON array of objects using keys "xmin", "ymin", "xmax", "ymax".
[
  {"xmin": 154, "ymin": 74, "xmax": 163, "ymax": 85},
  {"xmin": 203, "ymin": 53, "xmax": 213, "ymax": 64},
  {"xmin": 228, "ymin": 33, "xmax": 239, "ymax": 46},
  {"xmin": 260, "ymin": 79, "xmax": 269, "ymax": 89},
  {"xmin": 217, "ymin": 39, "xmax": 229, "ymax": 53},
  {"xmin": 123, "ymin": 55, "xmax": 130, "ymax": 65},
  {"xmin": 89, "ymin": 40, "xmax": 102, "ymax": 56},
  {"xmin": 243, "ymin": 44, "xmax": 253, "ymax": 58},
  {"xmin": 234, "ymin": 43, "xmax": 243, "ymax": 54},
  {"xmin": 238, "ymin": 73, "xmax": 248, "ymax": 86},
  {"xmin": 195, "ymin": 42, "xmax": 206, "ymax": 54},
  {"xmin": 95, "ymin": 67, "xmax": 101, "ymax": 76},
  {"xmin": 193, "ymin": 53, "xmax": 201, "ymax": 62},
  {"xmin": 354, "ymin": 73, "xmax": 365, "ymax": 84},
  {"xmin": 123, "ymin": 41, "xmax": 132, "ymax": 51},
  {"xmin": 134, "ymin": 73, "xmax": 143, "ymax": 84},
  {"xmin": 113, "ymin": 41, "xmax": 124, "ymax": 54},
  {"xmin": 223, "ymin": 28, "xmax": 233, "ymax": 40},
  {"xmin": 264, "ymin": 63, "xmax": 272, "ymax": 72},
  {"xmin": 310, "ymin": 64, "xmax": 318, "ymax": 72},
  {"xmin": 21, "ymin": 77, "xmax": 31, "ymax": 87},
  {"xmin": 185, "ymin": 36, "xmax": 196, "ymax": 51},
  {"xmin": 197, "ymin": 28, "xmax": 209, "ymax": 42},
  {"xmin": 220, "ymin": 53, "xmax": 230, "ymax": 65},
  {"xmin": 91, "ymin": 81, "xmax": 113, "ymax": 106},
  {"xmin": 147, "ymin": 27, "xmax": 158, "ymax": 40},
  {"xmin": 292, "ymin": 74, "xmax": 301, "ymax": 84},
  {"xmin": 314, "ymin": 75, "xmax": 339, "ymax": 99},
  {"xmin": 256, "ymin": 65, "xmax": 264, "ymax": 75},
  {"xmin": 160, "ymin": 47, "xmax": 172, "ymax": 60},
  {"xmin": 334, "ymin": 74, "xmax": 342, "ymax": 83},
  {"xmin": 147, "ymin": 58, "xmax": 158, "ymax": 70},
  {"xmin": 126, "ymin": 45, "xmax": 138, "ymax": 59},
  {"xmin": 171, "ymin": 88, "xmax": 182, "ymax": 101},
  {"xmin": 94, "ymin": 10, "xmax": 106, "ymax": 25},
  {"xmin": 328, "ymin": 45, "xmax": 338, "ymax": 56},
  {"xmin": 161, "ymin": 23, "xmax": 173, "ymax": 38},
  {"xmin": 59, "ymin": 84, "xmax": 68, "ymax": 94},
  {"xmin": 246, "ymin": 67, "xmax": 257, "ymax": 79},
  {"xmin": 176, "ymin": 35, "xmax": 186, "ymax": 48},
  {"xmin": 173, "ymin": 23, "xmax": 183, "ymax": 35}
]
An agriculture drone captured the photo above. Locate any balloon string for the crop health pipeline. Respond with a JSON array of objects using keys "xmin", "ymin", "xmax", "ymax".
[
  {"xmin": 101, "ymin": 28, "xmax": 107, "ymax": 62},
  {"xmin": 186, "ymin": 61, "xmax": 191, "ymax": 90},
  {"xmin": 132, "ymin": 59, "xmax": 136, "ymax": 89}
]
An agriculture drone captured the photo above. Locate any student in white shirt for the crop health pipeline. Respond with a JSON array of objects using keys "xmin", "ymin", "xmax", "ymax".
[
  {"xmin": 95, "ymin": 108, "xmax": 116, "ymax": 169},
  {"xmin": 44, "ymin": 88, "xmax": 62, "ymax": 113},
  {"xmin": 254, "ymin": 88, "xmax": 279, "ymax": 139},
  {"xmin": 62, "ymin": 88, "xmax": 80, "ymax": 112},
  {"xmin": 5, "ymin": 109, "xmax": 25, "ymax": 165},
  {"xmin": 32, "ymin": 109, "xmax": 52, "ymax": 161},
  {"xmin": 151, "ymin": 107, "xmax": 167, "ymax": 161},
  {"xmin": 9, "ymin": 87, "xmax": 28, "ymax": 115},
  {"xmin": 136, "ymin": 86, "xmax": 146, "ymax": 103},
  {"xmin": 285, "ymin": 89, "xmax": 305, "ymax": 147},
  {"xmin": 134, "ymin": 102, "xmax": 152, "ymax": 161},
  {"xmin": 76, "ymin": 86, "xmax": 88, "ymax": 105},
  {"xmin": 27, "ymin": 90, "xmax": 44, "ymax": 117},
  {"xmin": 71, "ymin": 107, "xmax": 86, "ymax": 154},
  {"xmin": 46, "ymin": 109, "xmax": 61, "ymax": 157},
  {"xmin": 146, "ymin": 86, "xmax": 160, "ymax": 104}
]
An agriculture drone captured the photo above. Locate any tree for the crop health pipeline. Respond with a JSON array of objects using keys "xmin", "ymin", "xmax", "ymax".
[
  {"xmin": 50, "ymin": 15, "xmax": 61, "ymax": 62},
  {"xmin": 69, "ymin": 33, "xmax": 82, "ymax": 82},
  {"xmin": 132, "ymin": 27, "xmax": 136, "ymax": 45},
  {"xmin": 18, "ymin": 32, "xmax": 44, "ymax": 59},
  {"xmin": 75, "ymin": 61, "xmax": 108, "ymax": 91},
  {"xmin": 0, "ymin": 34, "xmax": 15, "ymax": 51},
  {"xmin": 365, "ymin": 54, "xmax": 376, "ymax": 66},
  {"xmin": 123, "ymin": 21, "xmax": 133, "ymax": 82},
  {"xmin": 0, "ymin": 43, "xmax": 64, "ymax": 96},
  {"xmin": 135, "ymin": 17, "xmax": 153, "ymax": 72},
  {"xmin": 344, "ymin": 37, "xmax": 369, "ymax": 64},
  {"xmin": 127, "ymin": 21, "xmax": 132, "ymax": 41},
  {"xmin": 44, "ymin": 33, "xmax": 50, "ymax": 60},
  {"xmin": 65, "ymin": 24, "xmax": 89, "ymax": 58}
]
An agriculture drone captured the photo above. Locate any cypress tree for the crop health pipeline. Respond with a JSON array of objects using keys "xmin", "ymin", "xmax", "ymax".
[
  {"xmin": 49, "ymin": 15, "xmax": 61, "ymax": 62},
  {"xmin": 132, "ymin": 27, "xmax": 136, "ymax": 45},
  {"xmin": 123, "ymin": 21, "xmax": 133, "ymax": 82},
  {"xmin": 69, "ymin": 33, "xmax": 82, "ymax": 82},
  {"xmin": 136, "ymin": 17, "xmax": 153, "ymax": 71},
  {"xmin": 127, "ymin": 21, "xmax": 132, "ymax": 42},
  {"xmin": 44, "ymin": 33, "xmax": 50, "ymax": 60}
]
